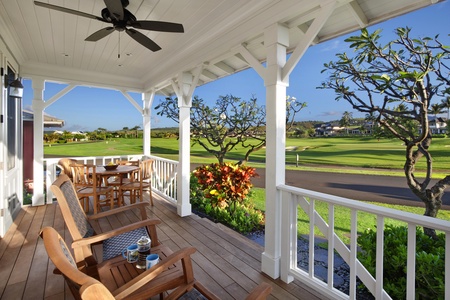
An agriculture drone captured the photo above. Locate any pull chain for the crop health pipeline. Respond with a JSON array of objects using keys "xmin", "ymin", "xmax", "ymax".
[{"xmin": 118, "ymin": 32, "xmax": 121, "ymax": 59}]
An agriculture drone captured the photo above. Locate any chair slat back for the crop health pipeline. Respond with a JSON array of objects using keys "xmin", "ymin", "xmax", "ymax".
[
  {"xmin": 117, "ymin": 160, "xmax": 139, "ymax": 166},
  {"xmin": 58, "ymin": 158, "xmax": 78, "ymax": 180},
  {"xmin": 140, "ymin": 159, "xmax": 154, "ymax": 182},
  {"xmin": 51, "ymin": 175, "xmax": 95, "ymax": 239},
  {"xmin": 71, "ymin": 163, "xmax": 97, "ymax": 188}
]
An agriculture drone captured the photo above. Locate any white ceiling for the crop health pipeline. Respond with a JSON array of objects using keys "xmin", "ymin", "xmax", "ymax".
[{"xmin": 0, "ymin": 0, "xmax": 442, "ymax": 95}]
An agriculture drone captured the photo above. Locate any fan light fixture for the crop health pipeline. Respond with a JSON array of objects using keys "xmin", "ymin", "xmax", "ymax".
[{"xmin": 6, "ymin": 77, "xmax": 24, "ymax": 99}]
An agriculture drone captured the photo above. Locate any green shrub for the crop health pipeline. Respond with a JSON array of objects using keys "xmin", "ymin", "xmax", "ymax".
[
  {"xmin": 190, "ymin": 163, "xmax": 264, "ymax": 233},
  {"xmin": 357, "ymin": 225, "xmax": 445, "ymax": 299}
]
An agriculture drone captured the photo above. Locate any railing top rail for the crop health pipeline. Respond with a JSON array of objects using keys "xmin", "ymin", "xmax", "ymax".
[
  {"xmin": 279, "ymin": 184, "xmax": 450, "ymax": 232},
  {"xmin": 147, "ymin": 155, "xmax": 178, "ymax": 164}
]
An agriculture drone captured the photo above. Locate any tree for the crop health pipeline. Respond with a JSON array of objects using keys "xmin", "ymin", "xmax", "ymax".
[
  {"xmin": 122, "ymin": 127, "xmax": 129, "ymax": 138},
  {"xmin": 339, "ymin": 111, "xmax": 353, "ymax": 134},
  {"xmin": 440, "ymin": 96, "xmax": 450, "ymax": 120},
  {"xmin": 155, "ymin": 94, "xmax": 306, "ymax": 164},
  {"xmin": 429, "ymin": 103, "xmax": 444, "ymax": 118},
  {"xmin": 96, "ymin": 127, "xmax": 107, "ymax": 140},
  {"xmin": 131, "ymin": 125, "xmax": 141, "ymax": 138},
  {"xmin": 320, "ymin": 27, "xmax": 450, "ymax": 238},
  {"xmin": 286, "ymin": 95, "xmax": 307, "ymax": 132}
]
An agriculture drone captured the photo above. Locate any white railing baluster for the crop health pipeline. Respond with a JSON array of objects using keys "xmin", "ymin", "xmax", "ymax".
[
  {"xmin": 407, "ymin": 223, "xmax": 416, "ymax": 300},
  {"xmin": 309, "ymin": 197, "xmax": 315, "ymax": 278},
  {"xmin": 328, "ymin": 204, "xmax": 335, "ymax": 289},
  {"xmin": 349, "ymin": 209, "xmax": 357, "ymax": 300},
  {"xmin": 446, "ymin": 232, "xmax": 450, "ymax": 300},
  {"xmin": 375, "ymin": 216, "xmax": 384, "ymax": 299}
]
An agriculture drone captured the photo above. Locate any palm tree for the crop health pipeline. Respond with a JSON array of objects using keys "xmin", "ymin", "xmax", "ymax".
[
  {"xmin": 339, "ymin": 111, "xmax": 353, "ymax": 135},
  {"xmin": 440, "ymin": 96, "xmax": 450, "ymax": 120},
  {"xmin": 429, "ymin": 103, "xmax": 444, "ymax": 118},
  {"xmin": 131, "ymin": 125, "xmax": 141, "ymax": 138},
  {"xmin": 122, "ymin": 127, "xmax": 129, "ymax": 138}
]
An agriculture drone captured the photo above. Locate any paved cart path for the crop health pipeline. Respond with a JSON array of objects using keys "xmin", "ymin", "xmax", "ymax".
[{"xmin": 251, "ymin": 167, "xmax": 450, "ymax": 209}]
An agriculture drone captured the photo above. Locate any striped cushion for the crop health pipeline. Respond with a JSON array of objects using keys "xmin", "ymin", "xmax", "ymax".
[
  {"xmin": 60, "ymin": 181, "xmax": 94, "ymax": 238},
  {"xmin": 102, "ymin": 226, "xmax": 149, "ymax": 260}
]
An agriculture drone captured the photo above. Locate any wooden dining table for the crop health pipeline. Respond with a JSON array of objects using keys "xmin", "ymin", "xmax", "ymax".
[{"xmin": 95, "ymin": 165, "xmax": 140, "ymax": 205}]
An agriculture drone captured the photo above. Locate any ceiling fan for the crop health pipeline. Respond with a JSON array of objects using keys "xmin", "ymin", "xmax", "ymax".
[{"xmin": 34, "ymin": 0, "xmax": 184, "ymax": 52}]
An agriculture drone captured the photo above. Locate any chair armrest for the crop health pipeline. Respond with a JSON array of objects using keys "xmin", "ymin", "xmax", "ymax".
[
  {"xmin": 112, "ymin": 247, "xmax": 197, "ymax": 299},
  {"xmin": 71, "ymin": 219, "xmax": 161, "ymax": 248},
  {"xmin": 87, "ymin": 202, "xmax": 149, "ymax": 220},
  {"xmin": 80, "ymin": 279, "xmax": 116, "ymax": 300}
]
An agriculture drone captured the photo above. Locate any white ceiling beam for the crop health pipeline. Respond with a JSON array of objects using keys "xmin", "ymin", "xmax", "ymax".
[
  {"xmin": 201, "ymin": 69, "xmax": 218, "ymax": 80},
  {"xmin": 282, "ymin": 1, "xmax": 337, "ymax": 82},
  {"xmin": 120, "ymin": 90, "xmax": 143, "ymax": 114},
  {"xmin": 43, "ymin": 83, "xmax": 77, "ymax": 108},
  {"xmin": 234, "ymin": 44, "xmax": 266, "ymax": 79},
  {"xmin": 214, "ymin": 61, "xmax": 236, "ymax": 75},
  {"xmin": 347, "ymin": 1, "xmax": 368, "ymax": 27}
]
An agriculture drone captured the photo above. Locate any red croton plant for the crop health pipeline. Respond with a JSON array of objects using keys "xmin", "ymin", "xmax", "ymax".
[{"xmin": 193, "ymin": 162, "xmax": 258, "ymax": 213}]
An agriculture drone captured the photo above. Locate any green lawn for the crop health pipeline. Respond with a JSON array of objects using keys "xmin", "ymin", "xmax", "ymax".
[{"xmin": 45, "ymin": 136, "xmax": 450, "ymax": 176}]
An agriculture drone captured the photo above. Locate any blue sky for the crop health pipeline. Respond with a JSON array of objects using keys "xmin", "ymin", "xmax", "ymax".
[{"xmin": 22, "ymin": 1, "xmax": 450, "ymax": 132}]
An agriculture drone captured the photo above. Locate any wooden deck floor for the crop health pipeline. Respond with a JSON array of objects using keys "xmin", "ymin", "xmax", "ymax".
[{"xmin": 0, "ymin": 193, "xmax": 327, "ymax": 300}]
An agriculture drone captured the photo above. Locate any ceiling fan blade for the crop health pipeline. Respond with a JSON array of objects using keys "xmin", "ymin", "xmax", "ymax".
[
  {"xmin": 129, "ymin": 20, "xmax": 184, "ymax": 33},
  {"xmin": 85, "ymin": 27, "xmax": 115, "ymax": 42},
  {"xmin": 34, "ymin": 1, "xmax": 105, "ymax": 22},
  {"xmin": 126, "ymin": 28, "xmax": 161, "ymax": 52},
  {"xmin": 104, "ymin": 0, "xmax": 124, "ymax": 21}
]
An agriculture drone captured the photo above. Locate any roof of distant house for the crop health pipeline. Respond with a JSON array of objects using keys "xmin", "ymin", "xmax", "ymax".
[{"xmin": 23, "ymin": 110, "xmax": 65, "ymax": 128}]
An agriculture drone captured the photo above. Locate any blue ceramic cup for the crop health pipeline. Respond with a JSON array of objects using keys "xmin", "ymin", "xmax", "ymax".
[
  {"xmin": 122, "ymin": 244, "xmax": 139, "ymax": 263},
  {"xmin": 146, "ymin": 253, "xmax": 159, "ymax": 269}
]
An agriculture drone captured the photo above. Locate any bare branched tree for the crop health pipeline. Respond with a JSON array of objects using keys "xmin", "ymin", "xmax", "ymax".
[{"xmin": 320, "ymin": 27, "xmax": 450, "ymax": 238}]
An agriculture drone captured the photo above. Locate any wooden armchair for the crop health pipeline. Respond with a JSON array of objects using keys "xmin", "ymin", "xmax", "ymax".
[
  {"xmin": 119, "ymin": 159, "xmax": 154, "ymax": 206},
  {"xmin": 40, "ymin": 227, "xmax": 272, "ymax": 300},
  {"xmin": 40, "ymin": 226, "xmax": 198, "ymax": 300},
  {"xmin": 50, "ymin": 174, "xmax": 162, "ymax": 267}
]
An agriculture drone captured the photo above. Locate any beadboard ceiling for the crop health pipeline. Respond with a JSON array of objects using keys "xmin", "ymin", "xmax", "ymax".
[{"xmin": 0, "ymin": 0, "xmax": 441, "ymax": 95}]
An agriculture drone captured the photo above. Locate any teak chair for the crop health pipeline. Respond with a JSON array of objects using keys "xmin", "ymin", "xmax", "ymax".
[
  {"xmin": 119, "ymin": 159, "xmax": 154, "ymax": 206},
  {"xmin": 40, "ymin": 226, "xmax": 272, "ymax": 300},
  {"xmin": 50, "ymin": 174, "xmax": 161, "ymax": 265},
  {"xmin": 70, "ymin": 163, "xmax": 115, "ymax": 214},
  {"xmin": 58, "ymin": 158, "xmax": 78, "ymax": 180},
  {"xmin": 40, "ymin": 226, "xmax": 198, "ymax": 300},
  {"xmin": 107, "ymin": 160, "xmax": 140, "ymax": 199}
]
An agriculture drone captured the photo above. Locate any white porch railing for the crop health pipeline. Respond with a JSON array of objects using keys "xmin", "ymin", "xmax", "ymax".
[
  {"xmin": 279, "ymin": 184, "xmax": 450, "ymax": 300},
  {"xmin": 44, "ymin": 155, "xmax": 178, "ymax": 204}
]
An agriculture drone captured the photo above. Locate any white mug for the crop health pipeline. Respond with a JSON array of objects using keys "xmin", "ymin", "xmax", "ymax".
[{"xmin": 146, "ymin": 254, "xmax": 159, "ymax": 269}]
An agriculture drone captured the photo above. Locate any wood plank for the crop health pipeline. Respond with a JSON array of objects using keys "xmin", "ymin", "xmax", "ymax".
[
  {"xmin": 8, "ymin": 205, "xmax": 47, "ymax": 286},
  {"xmin": 0, "ymin": 194, "xmax": 329, "ymax": 300},
  {"xmin": 0, "ymin": 206, "xmax": 37, "ymax": 298},
  {"xmin": 24, "ymin": 204, "xmax": 59, "ymax": 299}
]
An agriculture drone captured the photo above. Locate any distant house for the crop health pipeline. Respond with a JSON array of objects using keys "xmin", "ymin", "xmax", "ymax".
[
  {"xmin": 314, "ymin": 122, "xmax": 345, "ymax": 136},
  {"xmin": 428, "ymin": 116, "xmax": 447, "ymax": 134},
  {"xmin": 417, "ymin": 116, "xmax": 447, "ymax": 135}
]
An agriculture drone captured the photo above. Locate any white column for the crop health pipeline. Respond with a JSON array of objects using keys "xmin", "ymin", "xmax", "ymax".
[
  {"xmin": 261, "ymin": 23, "xmax": 289, "ymax": 279},
  {"xmin": 31, "ymin": 78, "xmax": 45, "ymax": 206},
  {"xmin": 142, "ymin": 91, "xmax": 154, "ymax": 157},
  {"xmin": 174, "ymin": 72, "xmax": 194, "ymax": 216}
]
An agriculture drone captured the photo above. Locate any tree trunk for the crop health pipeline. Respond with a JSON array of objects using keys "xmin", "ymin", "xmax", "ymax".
[{"xmin": 422, "ymin": 193, "xmax": 442, "ymax": 239}]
